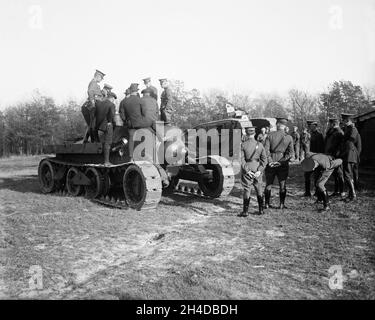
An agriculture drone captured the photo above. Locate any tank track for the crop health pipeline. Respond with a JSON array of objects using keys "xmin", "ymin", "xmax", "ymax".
[
  {"xmin": 44, "ymin": 158, "xmax": 162, "ymax": 210},
  {"xmin": 171, "ymin": 155, "xmax": 235, "ymax": 198}
]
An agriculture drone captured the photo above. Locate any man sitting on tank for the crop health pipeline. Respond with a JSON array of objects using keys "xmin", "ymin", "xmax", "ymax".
[{"xmin": 95, "ymin": 91, "xmax": 117, "ymax": 165}]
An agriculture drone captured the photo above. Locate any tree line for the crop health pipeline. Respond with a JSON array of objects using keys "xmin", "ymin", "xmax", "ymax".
[{"xmin": 0, "ymin": 80, "xmax": 374, "ymax": 157}]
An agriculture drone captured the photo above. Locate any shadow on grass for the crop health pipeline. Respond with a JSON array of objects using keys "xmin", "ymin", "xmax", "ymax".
[{"xmin": 0, "ymin": 175, "xmax": 41, "ymax": 193}]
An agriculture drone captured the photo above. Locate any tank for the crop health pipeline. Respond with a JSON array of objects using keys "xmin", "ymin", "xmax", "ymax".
[{"xmin": 38, "ymin": 122, "xmax": 235, "ymax": 210}]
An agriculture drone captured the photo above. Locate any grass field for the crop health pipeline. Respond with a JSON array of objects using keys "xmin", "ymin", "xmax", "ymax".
[{"xmin": 0, "ymin": 155, "xmax": 374, "ymax": 299}]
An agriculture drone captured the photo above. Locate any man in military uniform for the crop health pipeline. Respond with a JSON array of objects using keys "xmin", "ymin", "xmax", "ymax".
[
  {"xmin": 239, "ymin": 126, "xmax": 267, "ymax": 217},
  {"xmin": 102, "ymin": 83, "xmax": 113, "ymax": 98},
  {"xmin": 142, "ymin": 77, "xmax": 158, "ymax": 101},
  {"xmin": 82, "ymin": 69, "xmax": 105, "ymax": 143},
  {"xmin": 340, "ymin": 113, "xmax": 361, "ymax": 201},
  {"xmin": 300, "ymin": 126, "xmax": 311, "ymax": 160},
  {"xmin": 159, "ymin": 78, "xmax": 173, "ymax": 124},
  {"xmin": 301, "ymin": 153, "xmax": 343, "ymax": 211},
  {"xmin": 121, "ymin": 83, "xmax": 157, "ymax": 158},
  {"xmin": 95, "ymin": 92, "xmax": 117, "ymax": 165},
  {"xmin": 324, "ymin": 117, "xmax": 344, "ymax": 197},
  {"xmin": 264, "ymin": 117, "xmax": 294, "ymax": 209},
  {"xmin": 291, "ymin": 126, "xmax": 300, "ymax": 162},
  {"xmin": 141, "ymin": 87, "xmax": 159, "ymax": 131},
  {"xmin": 304, "ymin": 120, "xmax": 324, "ymax": 197},
  {"xmin": 257, "ymin": 127, "xmax": 268, "ymax": 145}
]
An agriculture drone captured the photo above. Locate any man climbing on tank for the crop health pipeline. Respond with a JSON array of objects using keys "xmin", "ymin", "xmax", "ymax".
[
  {"xmin": 82, "ymin": 69, "xmax": 105, "ymax": 143},
  {"xmin": 95, "ymin": 91, "xmax": 117, "ymax": 166}
]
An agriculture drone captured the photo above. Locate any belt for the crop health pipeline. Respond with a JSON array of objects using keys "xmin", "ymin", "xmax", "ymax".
[{"xmin": 246, "ymin": 160, "xmax": 259, "ymax": 163}]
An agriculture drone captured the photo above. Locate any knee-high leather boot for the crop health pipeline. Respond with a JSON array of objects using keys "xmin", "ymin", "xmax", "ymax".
[
  {"xmin": 264, "ymin": 189, "xmax": 271, "ymax": 209},
  {"xmin": 257, "ymin": 195, "xmax": 264, "ymax": 215},
  {"xmin": 239, "ymin": 197, "xmax": 250, "ymax": 217},
  {"xmin": 278, "ymin": 190, "xmax": 287, "ymax": 209}
]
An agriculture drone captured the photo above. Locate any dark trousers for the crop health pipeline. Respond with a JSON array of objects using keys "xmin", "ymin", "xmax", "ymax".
[
  {"xmin": 304, "ymin": 170, "xmax": 319, "ymax": 194},
  {"xmin": 265, "ymin": 165, "xmax": 289, "ymax": 192},
  {"xmin": 294, "ymin": 143, "xmax": 300, "ymax": 161},
  {"xmin": 343, "ymin": 162, "xmax": 355, "ymax": 183},
  {"xmin": 81, "ymin": 101, "xmax": 98, "ymax": 142},
  {"xmin": 332, "ymin": 164, "xmax": 344, "ymax": 193}
]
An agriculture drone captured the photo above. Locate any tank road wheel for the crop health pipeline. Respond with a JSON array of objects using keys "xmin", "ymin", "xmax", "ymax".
[
  {"xmin": 38, "ymin": 159, "xmax": 56, "ymax": 193},
  {"xmin": 66, "ymin": 167, "xmax": 83, "ymax": 196},
  {"xmin": 123, "ymin": 164, "xmax": 147, "ymax": 210},
  {"xmin": 198, "ymin": 156, "xmax": 235, "ymax": 198},
  {"xmin": 84, "ymin": 167, "xmax": 103, "ymax": 199},
  {"xmin": 198, "ymin": 164, "xmax": 224, "ymax": 198},
  {"xmin": 101, "ymin": 173, "xmax": 111, "ymax": 196}
]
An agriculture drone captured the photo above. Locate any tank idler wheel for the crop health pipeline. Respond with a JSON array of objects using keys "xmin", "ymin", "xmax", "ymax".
[
  {"xmin": 38, "ymin": 159, "xmax": 56, "ymax": 193},
  {"xmin": 66, "ymin": 167, "xmax": 83, "ymax": 196},
  {"xmin": 123, "ymin": 164, "xmax": 147, "ymax": 210},
  {"xmin": 84, "ymin": 167, "xmax": 103, "ymax": 199}
]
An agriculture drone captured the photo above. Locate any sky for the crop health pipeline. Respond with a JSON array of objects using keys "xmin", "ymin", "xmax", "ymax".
[{"xmin": 0, "ymin": 0, "xmax": 374, "ymax": 108}]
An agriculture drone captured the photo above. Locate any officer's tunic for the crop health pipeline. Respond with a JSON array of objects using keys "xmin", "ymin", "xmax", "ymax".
[
  {"xmin": 324, "ymin": 126, "xmax": 345, "ymax": 193},
  {"xmin": 340, "ymin": 124, "xmax": 361, "ymax": 183},
  {"xmin": 310, "ymin": 130, "xmax": 324, "ymax": 153},
  {"xmin": 241, "ymin": 138, "xmax": 267, "ymax": 193},
  {"xmin": 148, "ymin": 85, "xmax": 158, "ymax": 101},
  {"xmin": 324, "ymin": 127, "xmax": 344, "ymax": 157},
  {"xmin": 140, "ymin": 96, "xmax": 159, "ymax": 130},
  {"xmin": 264, "ymin": 130, "xmax": 294, "ymax": 185},
  {"xmin": 160, "ymin": 87, "xmax": 173, "ymax": 123}
]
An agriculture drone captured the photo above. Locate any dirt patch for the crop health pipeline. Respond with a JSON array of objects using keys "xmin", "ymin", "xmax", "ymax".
[{"xmin": 0, "ymin": 155, "xmax": 375, "ymax": 299}]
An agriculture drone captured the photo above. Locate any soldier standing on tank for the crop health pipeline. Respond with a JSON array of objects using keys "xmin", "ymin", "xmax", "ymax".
[
  {"xmin": 142, "ymin": 77, "xmax": 158, "ymax": 101},
  {"xmin": 291, "ymin": 126, "xmax": 300, "ymax": 162},
  {"xmin": 339, "ymin": 113, "xmax": 361, "ymax": 202},
  {"xmin": 303, "ymin": 120, "xmax": 324, "ymax": 197},
  {"xmin": 264, "ymin": 117, "xmax": 294, "ymax": 210},
  {"xmin": 102, "ymin": 83, "xmax": 113, "ymax": 98},
  {"xmin": 239, "ymin": 126, "xmax": 267, "ymax": 217},
  {"xmin": 159, "ymin": 78, "xmax": 173, "ymax": 124},
  {"xmin": 95, "ymin": 92, "xmax": 117, "ymax": 165},
  {"xmin": 324, "ymin": 117, "xmax": 345, "ymax": 197},
  {"xmin": 301, "ymin": 152, "xmax": 343, "ymax": 212},
  {"xmin": 141, "ymin": 87, "xmax": 160, "ymax": 131},
  {"xmin": 82, "ymin": 69, "xmax": 105, "ymax": 143}
]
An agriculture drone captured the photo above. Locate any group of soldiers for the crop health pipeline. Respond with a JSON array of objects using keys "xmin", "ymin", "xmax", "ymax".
[
  {"xmin": 81, "ymin": 69, "xmax": 174, "ymax": 165},
  {"xmin": 239, "ymin": 114, "xmax": 362, "ymax": 217}
]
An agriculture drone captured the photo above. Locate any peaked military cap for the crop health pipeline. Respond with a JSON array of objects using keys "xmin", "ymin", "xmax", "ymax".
[
  {"xmin": 129, "ymin": 83, "xmax": 139, "ymax": 92},
  {"xmin": 142, "ymin": 77, "xmax": 151, "ymax": 83},
  {"xmin": 328, "ymin": 117, "xmax": 339, "ymax": 123},
  {"xmin": 103, "ymin": 83, "xmax": 113, "ymax": 90},
  {"xmin": 159, "ymin": 78, "xmax": 167, "ymax": 83},
  {"xmin": 245, "ymin": 126, "xmax": 256, "ymax": 132},
  {"xmin": 95, "ymin": 69, "xmax": 105, "ymax": 77},
  {"xmin": 341, "ymin": 113, "xmax": 355, "ymax": 120},
  {"xmin": 276, "ymin": 117, "xmax": 289, "ymax": 125}
]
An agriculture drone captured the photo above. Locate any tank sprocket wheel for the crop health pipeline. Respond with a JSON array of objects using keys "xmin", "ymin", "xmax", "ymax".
[
  {"xmin": 84, "ymin": 167, "xmax": 103, "ymax": 199},
  {"xmin": 66, "ymin": 167, "xmax": 83, "ymax": 196},
  {"xmin": 38, "ymin": 159, "xmax": 56, "ymax": 193}
]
